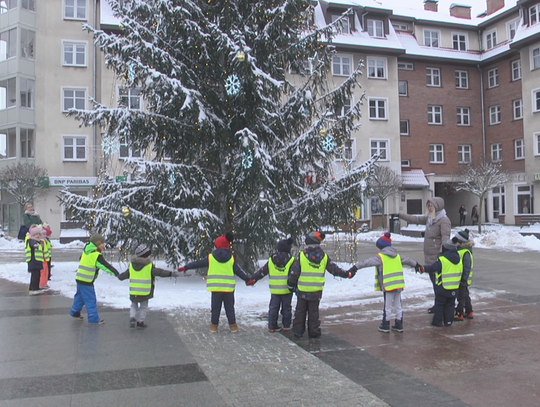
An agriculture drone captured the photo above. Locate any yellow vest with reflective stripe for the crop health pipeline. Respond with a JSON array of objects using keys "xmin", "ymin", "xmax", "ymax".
[
  {"xmin": 376, "ymin": 253, "xmax": 404, "ymax": 292},
  {"xmin": 76, "ymin": 251, "xmax": 100, "ymax": 283},
  {"xmin": 25, "ymin": 238, "xmax": 45, "ymax": 263},
  {"xmin": 268, "ymin": 256, "xmax": 294, "ymax": 294},
  {"xmin": 437, "ymin": 256, "xmax": 462, "ymax": 290},
  {"xmin": 298, "ymin": 251, "xmax": 327, "ymax": 292},
  {"xmin": 43, "ymin": 238, "xmax": 52, "ymax": 261},
  {"xmin": 458, "ymin": 248, "xmax": 474, "ymax": 285},
  {"xmin": 129, "ymin": 262, "xmax": 152, "ymax": 296},
  {"xmin": 207, "ymin": 254, "xmax": 235, "ymax": 292}
]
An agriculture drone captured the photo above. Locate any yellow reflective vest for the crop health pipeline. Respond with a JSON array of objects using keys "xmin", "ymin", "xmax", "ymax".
[
  {"xmin": 458, "ymin": 248, "xmax": 474, "ymax": 286},
  {"xmin": 297, "ymin": 251, "xmax": 328, "ymax": 292},
  {"xmin": 75, "ymin": 251, "xmax": 100, "ymax": 283},
  {"xmin": 376, "ymin": 253, "xmax": 405, "ymax": 292},
  {"xmin": 129, "ymin": 262, "xmax": 152, "ymax": 296},
  {"xmin": 268, "ymin": 256, "xmax": 294, "ymax": 294},
  {"xmin": 43, "ymin": 238, "xmax": 52, "ymax": 261},
  {"xmin": 206, "ymin": 254, "xmax": 235, "ymax": 292},
  {"xmin": 25, "ymin": 237, "xmax": 45, "ymax": 263},
  {"xmin": 437, "ymin": 256, "xmax": 463, "ymax": 290}
]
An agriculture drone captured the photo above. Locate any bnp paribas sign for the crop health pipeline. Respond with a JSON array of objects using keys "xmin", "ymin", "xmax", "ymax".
[{"xmin": 48, "ymin": 177, "xmax": 98, "ymax": 187}]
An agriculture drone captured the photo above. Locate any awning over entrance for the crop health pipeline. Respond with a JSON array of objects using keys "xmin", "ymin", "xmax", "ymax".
[{"xmin": 401, "ymin": 169, "xmax": 430, "ymax": 187}]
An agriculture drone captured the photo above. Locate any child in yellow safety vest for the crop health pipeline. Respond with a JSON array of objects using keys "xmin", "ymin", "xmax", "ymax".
[
  {"xmin": 118, "ymin": 244, "xmax": 178, "ymax": 329},
  {"xmin": 38, "ymin": 226, "xmax": 50, "ymax": 290},
  {"xmin": 348, "ymin": 232, "xmax": 422, "ymax": 333},
  {"xmin": 25, "ymin": 225, "xmax": 46, "ymax": 295}
]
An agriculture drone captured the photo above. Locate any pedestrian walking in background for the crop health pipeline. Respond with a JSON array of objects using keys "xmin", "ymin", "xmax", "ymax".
[
  {"xmin": 69, "ymin": 234, "xmax": 119, "ymax": 324},
  {"xmin": 287, "ymin": 231, "xmax": 354, "ymax": 339},
  {"xmin": 250, "ymin": 237, "xmax": 295, "ymax": 332},
  {"xmin": 25, "ymin": 225, "xmax": 46, "ymax": 295},
  {"xmin": 459, "ymin": 204, "xmax": 467, "ymax": 226},
  {"xmin": 453, "ymin": 229, "xmax": 475, "ymax": 321},
  {"xmin": 471, "ymin": 205, "xmax": 479, "ymax": 226},
  {"xmin": 347, "ymin": 232, "xmax": 422, "ymax": 333},
  {"xmin": 118, "ymin": 244, "xmax": 178, "ymax": 329},
  {"xmin": 399, "ymin": 197, "xmax": 451, "ymax": 314},
  {"xmin": 177, "ymin": 232, "xmax": 252, "ymax": 333}
]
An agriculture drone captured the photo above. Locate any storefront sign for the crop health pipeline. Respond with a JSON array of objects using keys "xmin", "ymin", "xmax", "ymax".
[{"xmin": 48, "ymin": 177, "xmax": 98, "ymax": 187}]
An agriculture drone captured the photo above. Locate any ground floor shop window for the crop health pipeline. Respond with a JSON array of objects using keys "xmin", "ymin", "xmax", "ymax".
[{"xmin": 516, "ymin": 185, "xmax": 532, "ymax": 214}]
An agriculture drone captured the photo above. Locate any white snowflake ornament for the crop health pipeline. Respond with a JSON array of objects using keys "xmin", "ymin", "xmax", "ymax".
[
  {"xmin": 321, "ymin": 135, "xmax": 336, "ymax": 153},
  {"xmin": 225, "ymin": 74, "xmax": 241, "ymax": 96},
  {"xmin": 101, "ymin": 135, "xmax": 119, "ymax": 155},
  {"xmin": 242, "ymin": 150, "xmax": 253, "ymax": 169}
]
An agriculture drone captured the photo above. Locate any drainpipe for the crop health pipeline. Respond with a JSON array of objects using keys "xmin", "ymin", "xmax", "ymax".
[
  {"xmin": 93, "ymin": 0, "xmax": 98, "ymax": 176},
  {"xmin": 477, "ymin": 64, "xmax": 486, "ymax": 162}
]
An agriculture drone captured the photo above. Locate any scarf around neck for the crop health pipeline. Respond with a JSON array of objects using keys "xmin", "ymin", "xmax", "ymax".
[{"xmin": 426, "ymin": 208, "xmax": 446, "ymax": 230}]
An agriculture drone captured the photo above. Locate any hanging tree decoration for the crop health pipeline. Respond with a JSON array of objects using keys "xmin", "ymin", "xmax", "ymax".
[
  {"xmin": 225, "ymin": 74, "xmax": 241, "ymax": 96},
  {"xmin": 242, "ymin": 150, "xmax": 253, "ymax": 169},
  {"xmin": 168, "ymin": 171, "xmax": 176, "ymax": 189},
  {"xmin": 101, "ymin": 134, "xmax": 120, "ymax": 155},
  {"xmin": 236, "ymin": 51, "xmax": 246, "ymax": 62},
  {"xmin": 126, "ymin": 62, "xmax": 136, "ymax": 86},
  {"xmin": 321, "ymin": 135, "xmax": 336, "ymax": 153}
]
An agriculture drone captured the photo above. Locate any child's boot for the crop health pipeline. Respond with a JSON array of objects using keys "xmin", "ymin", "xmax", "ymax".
[
  {"xmin": 464, "ymin": 311, "xmax": 474, "ymax": 319},
  {"xmin": 229, "ymin": 323, "xmax": 238, "ymax": 333},
  {"xmin": 454, "ymin": 311, "xmax": 464, "ymax": 321},
  {"xmin": 391, "ymin": 319, "xmax": 404, "ymax": 332},
  {"xmin": 209, "ymin": 323, "xmax": 218, "ymax": 333},
  {"xmin": 130, "ymin": 318, "xmax": 136, "ymax": 328},
  {"xmin": 378, "ymin": 320, "xmax": 390, "ymax": 333}
]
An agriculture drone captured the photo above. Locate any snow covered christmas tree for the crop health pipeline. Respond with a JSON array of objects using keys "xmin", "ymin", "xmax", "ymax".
[{"xmin": 61, "ymin": 0, "xmax": 375, "ymax": 267}]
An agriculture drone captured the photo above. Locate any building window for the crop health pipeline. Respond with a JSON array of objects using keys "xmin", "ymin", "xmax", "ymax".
[
  {"xmin": 535, "ymin": 132, "xmax": 540, "ymax": 155},
  {"xmin": 492, "ymin": 186, "xmax": 505, "ymax": 218},
  {"xmin": 0, "ymin": 78, "xmax": 16, "ymax": 110},
  {"xmin": 20, "ymin": 78, "xmax": 34, "ymax": 108},
  {"xmin": 331, "ymin": 14, "xmax": 350, "ymax": 34},
  {"xmin": 452, "ymin": 33, "xmax": 467, "ymax": 50},
  {"xmin": 332, "ymin": 54, "xmax": 352, "ymax": 76},
  {"xmin": 531, "ymin": 46, "xmax": 540, "ymax": 70},
  {"xmin": 62, "ymin": 41, "xmax": 87, "ymax": 67},
  {"xmin": 401, "ymin": 159, "xmax": 411, "ymax": 167},
  {"xmin": 397, "ymin": 62, "xmax": 413, "ymax": 70},
  {"xmin": 516, "ymin": 185, "xmax": 532, "ymax": 214},
  {"xmin": 515, "ymin": 139, "xmax": 525, "ymax": 159},
  {"xmin": 530, "ymin": 4, "xmax": 539, "ymax": 25},
  {"xmin": 337, "ymin": 97, "xmax": 351, "ymax": 117},
  {"xmin": 429, "ymin": 144, "xmax": 444, "ymax": 163},
  {"xmin": 489, "ymin": 105, "xmax": 501, "ymax": 124},
  {"xmin": 341, "ymin": 139, "xmax": 355, "ymax": 160},
  {"xmin": 119, "ymin": 136, "xmax": 142, "ymax": 159},
  {"xmin": 63, "ymin": 88, "xmax": 86, "ymax": 111},
  {"xmin": 457, "ymin": 107, "xmax": 470, "ymax": 126},
  {"xmin": 370, "ymin": 139, "xmax": 388, "ymax": 160},
  {"xmin": 0, "ymin": 28, "xmax": 17, "ymax": 61},
  {"xmin": 64, "ymin": 0, "xmax": 87, "ymax": 20},
  {"xmin": 428, "ymin": 105, "xmax": 443, "ymax": 124},
  {"xmin": 367, "ymin": 57, "xmax": 386, "ymax": 79},
  {"xmin": 367, "ymin": 19, "xmax": 384, "ymax": 37},
  {"xmin": 512, "ymin": 60, "xmax": 522, "ymax": 80},
  {"xmin": 507, "ymin": 19, "xmax": 519, "ymax": 40},
  {"xmin": 20, "ymin": 28, "xmax": 35, "ymax": 60},
  {"xmin": 63, "ymin": 136, "xmax": 86, "ymax": 161},
  {"xmin": 119, "ymin": 87, "xmax": 141, "ymax": 109},
  {"xmin": 513, "ymin": 99, "xmax": 523, "ymax": 120},
  {"xmin": 398, "ymin": 80, "xmax": 408, "ymax": 96},
  {"xmin": 400, "ymin": 119, "xmax": 409, "ymax": 135},
  {"xmin": 0, "ymin": 0, "xmax": 16, "ymax": 14},
  {"xmin": 458, "ymin": 145, "xmax": 471, "ymax": 163},
  {"xmin": 426, "ymin": 67, "xmax": 440, "ymax": 86},
  {"xmin": 485, "ymin": 29, "xmax": 497, "ymax": 50},
  {"xmin": 532, "ymin": 88, "xmax": 540, "ymax": 112},
  {"xmin": 491, "ymin": 142, "xmax": 502, "ymax": 161},
  {"xmin": 424, "ymin": 29, "xmax": 440, "ymax": 47},
  {"xmin": 488, "ymin": 68, "xmax": 499, "ymax": 88},
  {"xmin": 393, "ymin": 23, "xmax": 408, "ymax": 31},
  {"xmin": 368, "ymin": 98, "xmax": 387, "ymax": 120},
  {"xmin": 0, "ymin": 128, "xmax": 16, "ymax": 159},
  {"xmin": 455, "ymin": 70, "xmax": 468, "ymax": 88},
  {"xmin": 20, "ymin": 128, "xmax": 35, "ymax": 158},
  {"xmin": 21, "ymin": 0, "xmax": 35, "ymax": 11}
]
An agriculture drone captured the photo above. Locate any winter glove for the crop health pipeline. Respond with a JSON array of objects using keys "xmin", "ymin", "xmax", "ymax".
[
  {"xmin": 245, "ymin": 279, "xmax": 256, "ymax": 286},
  {"xmin": 414, "ymin": 263, "xmax": 424, "ymax": 274},
  {"xmin": 347, "ymin": 265, "xmax": 358, "ymax": 278},
  {"xmin": 177, "ymin": 266, "xmax": 187, "ymax": 273}
]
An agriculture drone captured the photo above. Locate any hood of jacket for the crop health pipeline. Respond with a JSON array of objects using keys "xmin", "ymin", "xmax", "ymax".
[
  {"xmin": 270, "ymin": 251, "xmax": 293, "ymax": 267},
  {"xmin": 458, "ymin": 240, "xmax": 475, "ymax": 250},
  {"xmin": 441, "ymin": 247, "xmax": 460, "ymax": 264},
  {"xmin": 302, "ymin": 245, "xmax": 325, "ymax": 263},
  {"xmin": 83, "ymin": 241, "xmax": 99, "ymax": 255},
  {"xmin": 211, "ymin": 248, "xmax": 233, "ymax": 263},
  {"xmin": 379, "ymin": 246, "xmax": 398, "ymax": 258},
  {"xmin": 130, "ymin": 255, "xmax": 152, "ymax": 271},
  {"xmin": 428, "ymin": 197, "xmax": 445, "ymax": 212}
]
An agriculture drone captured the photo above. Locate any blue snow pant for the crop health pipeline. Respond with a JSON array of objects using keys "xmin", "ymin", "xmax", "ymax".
[
  {"xmin": 210, "ymin": 291, "xmax": 235, "ymax": 325},
  {"xmin": 268, "ymin": 293, "xmax": 293, "ymax": 329},
  {"xmin": 70, "ymin": 282, "xmax": 100, "ymax": 323}
]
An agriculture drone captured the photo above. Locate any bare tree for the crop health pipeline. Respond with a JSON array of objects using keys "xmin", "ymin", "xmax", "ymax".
[
  {"xmin": 453, "ymin": 161, "xmax": 512, "ymax": 233},
  {"xmin": 369, "ymin": 165, "xmax": 403, "ymax": 229},
  {"xmin": 0, "ymin": 162, "xmax": 48, "ymax": 207}
]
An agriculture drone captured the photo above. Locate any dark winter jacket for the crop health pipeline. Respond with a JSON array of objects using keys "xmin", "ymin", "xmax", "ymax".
[
  {"xmin": 23, "ymin": 211, "xmax": 43, "ymax": 228},
  {"xmin": 423, "ymin": 246, "xmax": 461, "ymax": 297},
  {"xmin": 184, "ymin": 248, "xmax": 251, "ymax": 282},
  {"xmin": 252, "ymin": 252, "xmax": 294, "ymax": 281},
  {"xmin": 118, "ymin": 255, "xmax": 174, "ymax": 301},
  {"xmin": 26, "ymin": 237, "xmax": 43, "ymax": 270},
  {"xmin": 457, "ymin": 241, "xmax": 474, "ymax": 286},
  {"xmin": 287, "ymin": 245, "xmax": 349, "ymax": 301},
  {"xmin": 76, "ymin": 242, "xmax": 119, "ymax": 285}
]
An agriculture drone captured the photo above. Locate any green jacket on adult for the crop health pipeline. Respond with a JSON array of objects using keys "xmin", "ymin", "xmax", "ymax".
[{"xmin": 23, "ymin": 211, "xmax": 43, "ymax": 228}]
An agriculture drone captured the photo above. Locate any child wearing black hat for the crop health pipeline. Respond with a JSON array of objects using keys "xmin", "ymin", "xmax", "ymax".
[
  {"xmin": 250, "ymin": 237, "xmax": 295, "ymax": 332},
  {"xmin": 453, "ymin": 229, "xmax": 475, "ymax": 321},
  {"xmin": 348, "ymin": 232, "xmax": 421, "ymax": 333},
  {"xmin": 118, "ymin": 244, "xmax": 178, "ymax": 328}
]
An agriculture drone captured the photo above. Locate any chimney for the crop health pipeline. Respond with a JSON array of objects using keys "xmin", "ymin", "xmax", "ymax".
[
  {"xmin": 424, "ymin": 0, "xmax": 438, "ymax": 12},
  {"xmin": 450, "ymin": 4, "xmax": 472, "ymax": 19},
  {"xmin": 487, "ymin": 0, "xmax": 505, "ymax": 15}
]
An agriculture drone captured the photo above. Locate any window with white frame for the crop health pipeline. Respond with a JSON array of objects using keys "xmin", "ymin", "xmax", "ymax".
[
  {"xmin": 336, "ymin": 97, "xmax": 351, "ymax": 117},
  {"xmin": 367, "ymin": 57, "xmax": 386, "ymax": 79},
  {"xmin": 489, "ymin": 105, "xmax": 501, "ymax": 124},
  {"xmin": 62, "ymin": 41, "xmax": 87, "ymax": 66},
  {"xmin": 119, "ymin": 135, "xmax": 142, "ymax": 159},
  {"xmin": 457, "ymin": 107, "xmax": 470, "ymax": 126},
  {"xmin": 401, "ymin": 159, "xmax": 411, "ymax": 167},
  {"xmin": 492, "ymin": 186, "xmax": 505, "ymax": 218},
  {"xmin": 331, "ymin": 14, "xmax": 350, "ymax": 34},
  {"xmin": 20, "ymin": 128, "xmax": 35, "ymax": 158},
  {"xmin": 400, "ymin": 119, "xmax": 409, "ymax": 135},
  {"xmin": 21, "ymin": 0, "xmax": 35, "ymax": 11},
  {"xmin": 20, "ymin": 28, "xmax": 35, "ymax": 60},
  {"xmin": 341, "ymin": 138, "xmax": 355, "ymax": 160},
  {"xmin": 516, "ymin": 185, "xmax": 532, "ymax": 214},
  {"xmin": 367, "ymin": 19, "xmax": 384, "ymax": 37},
  {"xmin": 0, "ymin": 28, "xmax": 17, "ymax": 61},
  {"xmin": 512, "ymin": 60, "xmax": 522, "ymax": 80},
  {"xmin": 63, "ymin": 88, "xmax": 86, "ymax": 111},
  {"xmin": 515, "ymin": 139, "xmax": 525, "ymax": 159},
  {"xmin": 507, "ymin": 19, "xmax": 519, "ymax": 40},
  {"xmin": 455, "ymin": 70, "xmax": 468, "ymax": 88},
  {"xmin": 530, "ymin": 4, "xmax": 539, "ymax": 25},
  {"xmin": 535, "ymin": 132, "xmax": 540, "ymax": 155},
  {"xmin": 531, "ymin": 46, "xmax": 540, "ymax": 70},
  {"xmin": 398, "ymin": 80, "xmax": 408, "ymax": 96},
  {"xmin": 392, "ymin": 23, "xmax": 408, "ymax": 31},
  {"xmin": 0, "ymin": 0, "xmax": 17, "ymax": 14},
  {"xmin": 0, "ymin": 78, "xmax": 16, "ymax": 110},
  {"xmin": 488, "ymin": 68, "xmax": 499, "ymax": 88},
  {"xmin": 513, "ymin": 99, "xmax": 523, "ymax": 120},
  {"xmin": 532, "ymin": 88, "xmax": 540, "ymax": 112},
  {"xmin": 20, "ymin": 78, "xmax": 34, "ymax": 108},
  {"xmin": 119, "ymin": 87, "xmax": 141, "ymax": 109},
  {"xmin": 428, "ymin": 105, "xmax": 442, "ymax": 124},
  {"xmin": 62, "ymin": 135, "xmax": 86, "ymax": 161},
  {"xmin": 64, "ymin": 0, "xmax": 87, "ymax": 20},
  {"xmin": 0, "ymin": 127, "xmax": 16, "ymax": 159},
  {"xmin": 429, "ymin": 144, "xmax": 444, "ymax": 163},
  {"xmin": 458, "ymin": 145, "xmax": 471, "ymax": 163},
  {"xmin": 424, "ymin": 29, "xmax": 440, "ymax": 47},
  {"xmin": 485, "ymin": 29, "xmax": 497, "ymax": 50},
  {"xmin": 368, "ymin": 98, "xmax": 387, "ymax": 120},
  {"xmin": 332, "ymin": 54, "xmax": 352, "ymax": 76},
  {"xmin": 397, "ymin": 62, "xmax": 413, "ymax": 70},
  {"xmin": 491, "ymin": 142, "xmax": 502, "ymax": 161},
  {"xmin": 426, "ymin": 67, "xmax": 440, "ymax": 86},
  {"xmin": 452, "ymin": 33, "xmax": 467, "ymax": 50},
  {"xmin": 370, "ymin": 139, "xmax": 388, "ymax": 160}
]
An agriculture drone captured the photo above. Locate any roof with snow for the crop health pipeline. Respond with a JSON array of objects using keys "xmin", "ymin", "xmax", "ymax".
[{"xmin": 401, "ymin": 169, "xmax": 430, "ymax": 186}]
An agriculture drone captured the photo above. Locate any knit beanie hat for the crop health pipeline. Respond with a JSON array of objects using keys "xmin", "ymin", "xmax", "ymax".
[
  {"xmin": 376, "ymin": 232, "xmax": 392, "ymax": 249},
  {"xmin": 29, "ymin": 226, "xmax": 42, "ymax": 239},
  {"xmin": 443, "ymin": 239, "xmax": 457, "ymax": 251},
  {"xmin": 453, "ymin": 229, "xmax": 470, "ymax": 244},
  {"xmin": 90, "ymin": 233, "xmax": 104, "ymax": 245},
  {"xmin": 214, "ymin": 232, "xmax": 234, "ymax": 249},
  {"xmin": 305, "ymin": 231, "xmax": 325, "ymax": 245},
  {"xmin": 276, "ymin": 237, "xmax": 294, "ymax": 253},
  {"xmin": 135, "ymin": 244, "xmax": 151, "ymax": 258}
]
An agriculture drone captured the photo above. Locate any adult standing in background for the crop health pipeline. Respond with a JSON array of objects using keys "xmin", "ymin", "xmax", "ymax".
[
  {"xmin": 459, "ymin": 204, "xmax": 467, "ymax": 226},
  {"xmin": 471, "ymin": 205, "xmax": 479, "ymax": 225},
  {"xmin": 399, "ymin": 197, "xmax": 451, "ymax": 313},
  {"xmin": 23, "ymin": 203, "xmax": 43, "ymax": 228}
]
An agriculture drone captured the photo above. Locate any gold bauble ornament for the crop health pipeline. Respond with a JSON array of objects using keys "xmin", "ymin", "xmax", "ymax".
[
  {"xmin": 236, "ymin": 51, "xmax": 246, "ymax": 62},
  {"xmin": 319, "ymin": 128, "xmax": 327, "ymax": 136},
  {"xmin": 121, "ymin": 206, "xmax": 130, "ymax": 217}
]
